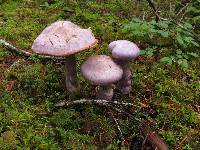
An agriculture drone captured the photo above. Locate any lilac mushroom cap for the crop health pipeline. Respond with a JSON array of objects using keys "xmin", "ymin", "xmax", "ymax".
[
  {"xmin": 81, "ymin": 55, "xmax": 123, "ymax": 85},
  {"xmin": 108, "ymin": 40, "xmax": 140, "ymax": 94},
  {"xmin": 32, "ymin": 20, "xmax": 98, "ymax": 56},
  {"xmin": 81, "ymin": 55, "xmax": 123, "ymax": 100},
  {"xmin": 109, "ymin": 40, "xmax": 140, "ymax": 60},
  {"xmin": 31, "ymin": 20, "xmax": 98, "ymax": 93}
]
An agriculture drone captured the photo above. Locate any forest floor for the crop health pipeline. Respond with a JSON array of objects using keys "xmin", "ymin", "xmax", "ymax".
[{"xmin": 0, "ymin": 0, "xmax": 199, "ymax": 149}]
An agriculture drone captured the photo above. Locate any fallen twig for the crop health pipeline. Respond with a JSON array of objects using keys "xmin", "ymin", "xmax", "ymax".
[
  {"xmin": 107, "ymin": 109, "xmax": 125, "ymax": 149},
  {"xmin": 0, "ymin": 39, "xmax": 66, "ymax": 61},
  {"xmin": 146, "ymin": 0, "xmax": 162, "ymax": 22},
  {"xmin": 175, "ymin": 0, "xmax": 192, "ymax": 21},
  {"xmin": 54, "ymin": 99, "xmax": 130, "ymax": 114},
  {"xmin": 54, "ymin": 98, "xmax": 168, "ymax": 149},
  {"xmin": 54, "ymin": 99, "xmax": 136, "ymax": 108}
]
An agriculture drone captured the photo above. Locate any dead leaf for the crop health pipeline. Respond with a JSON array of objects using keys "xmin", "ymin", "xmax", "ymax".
[{"xmin": 6, "ymin": 80, "xmax": 16, "ymax": 92}]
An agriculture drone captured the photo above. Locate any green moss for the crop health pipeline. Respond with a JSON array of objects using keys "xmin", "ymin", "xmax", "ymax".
[
  {"xmin": 0, "ymin": 131, "xmax": 19, "ymax": 150},
  {"xmin": 0, "ymin": 0, "xmax": 199, "ymax": 149}
]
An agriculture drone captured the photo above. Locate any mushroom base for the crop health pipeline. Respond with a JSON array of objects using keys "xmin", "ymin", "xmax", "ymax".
[
  {"xmin": 65, "ymin": 54, "xmax": 80, "ymax": 93},
  {"xmin": 96, "ymin": 84, "xmax": 113, "ymax": 100}
]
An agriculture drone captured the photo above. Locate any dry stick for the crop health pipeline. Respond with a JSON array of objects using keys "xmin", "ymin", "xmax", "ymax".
[
  {"xmin": 145, "ymin": 0, "xmax": 200, "ymax": 43},
  {"xmin": 141, "ymin": 133, "xmax": 148, "ymax": 150},
  {"xmin": 54, "ymin": 99, "xmax": 128, "ymax": 114},
  {"xmin": 175, "ymin": 0, "xmax": 192, "ymax": 21},
  {"xmin": 54, "ymin": 99, "xmax": 136, "ymax": 108},
  {"xmin": 54, "ymin": 99, "xmax": 168, "ymax": 150},
  {"xmin": 107, "ymin": 109, "xmax": 125, "ymax": 149},
  {"xmin": 121, "ymin": 108, "xmax": 169, "ymax": 150},
  {"xmin": 146, "ymin": 0, "xmax": 161, "ymax": 22},
  {"xmin": 0, "ymin": 39, "xmax": 66, "ymax": 61}
]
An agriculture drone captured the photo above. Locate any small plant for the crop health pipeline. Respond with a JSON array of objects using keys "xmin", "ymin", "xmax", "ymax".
[
  {"xmin": 0, "ymin": 0, "xmax": 199, "ymax": 149},
  {"xmin": 122, "ymin": 18, "xmax": 199, "ymax": 68},
  {"xmin": 122, "ymin": 18, "xmax": 199, "ymax": 48},
  {"xmin": 160, "ymin": 50, "xmax": 198, "ymax": 69},
  {"xmin": 140, "ymin": 47, "xmax": 156, "ymax": 57},
  {"xmin": 51, "ymin": 109, "xmax": 81, "ymax": 130},
  {"xmin": 160, "ymin": 130, "xmax": 176, "ymax": 145},
  {"xmin": 0, "ymin": 131, "xmax": 19, "ymax": 150}
]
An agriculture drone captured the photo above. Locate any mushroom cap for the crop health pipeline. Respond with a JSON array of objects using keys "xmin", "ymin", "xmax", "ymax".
[
  {"xmin": 81, "ymin": 55, "xmax": 123, "ymax": 85},
  {"xmin": 32, "ymin": 21, "xmax": 98, "ymax": 56},
  {"xmin": 108, "ymin": 40, "xmax": 140, "ymax": 60}
]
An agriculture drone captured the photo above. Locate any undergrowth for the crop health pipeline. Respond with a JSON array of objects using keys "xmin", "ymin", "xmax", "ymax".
[{"xmin": 0, "ymin": 0, "xmax": 199, "ymax": 149}]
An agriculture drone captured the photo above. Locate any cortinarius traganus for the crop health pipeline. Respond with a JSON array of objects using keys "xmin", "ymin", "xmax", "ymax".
[
  {"xmin": 32, "ymin": 20, "xmax": 98, "ymax": 93},
  {"xmin": 109, "ymin": 40, "xmax": 140, "ymax": 94},
  {"xmin": 81, "ymin": 55, "xmax": 123, "ymax": 100}
]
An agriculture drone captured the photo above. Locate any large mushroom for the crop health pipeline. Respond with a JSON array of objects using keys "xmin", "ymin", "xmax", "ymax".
[
  {"xmin": 32, "ymin": 21, "xmax": 98, "ymax": 93},
  {"xmin": 108, "ymin": 40, "xmax": 140, "ymax": 94},
  {"xmin": 81, "ymin": 55, "xmax": 123, "ymax": 100}
]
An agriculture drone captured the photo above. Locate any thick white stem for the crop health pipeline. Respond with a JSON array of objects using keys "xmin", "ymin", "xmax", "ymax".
[
  {"xmin": 96, "ymin": 84, "xmax": 113, "ymax": 100},
  {"xmin": 116, "ymin": 60, "xmax": 132, "ymax": 94},
  {"xmin": 65, "ymin": 54, "xmax": 80, "ymax": 93}
]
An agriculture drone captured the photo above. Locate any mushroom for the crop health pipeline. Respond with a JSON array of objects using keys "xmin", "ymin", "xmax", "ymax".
[
  {"xmin": 108, "ymin": 40, "xmax": 140, "ymax": 94},
  {"xmin": 32, "ymin": 21, "xmax": 98, "ymax": 93},
  {"xmin": 81, "ymin": 55, "xmax": 123, "ymax": 100}
]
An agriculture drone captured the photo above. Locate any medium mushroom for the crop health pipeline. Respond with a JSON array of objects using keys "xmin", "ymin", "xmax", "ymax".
[
  {"xmin": 32, "ymin": 21, "xmax": 98, "ymax": 93},
  {"xmin": 108, "ymin": 40, "xmax": 140, "ymax": 94},
  {"xmin": 81, "ymin": 55, "xmax": 123, "ymax": 100}
]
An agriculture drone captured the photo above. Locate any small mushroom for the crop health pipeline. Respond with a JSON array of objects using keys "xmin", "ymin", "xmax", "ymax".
[
  {"xmin": 81, "ymin": 55, "xmax": 123, "ymax": 100},
  {"xmin": 109, "ymin": 40, "xmax": 140, "ymax": 94},
  {"xmin": 32, "ymin": 21, "xmax": 98, "ymax": 93}
]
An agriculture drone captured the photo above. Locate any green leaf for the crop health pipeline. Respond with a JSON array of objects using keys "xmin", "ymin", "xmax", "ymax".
[
  {"xmin": 178, "ymin": 59, "xmax": 188, "ymax": 68},
  {"xmin": 193, "ymin": 16, "xmax": 200, "ymax": 23},
  {"xmin": 187, "ymin": 52, "xmax": 199, "ymax": 58},
  {"xmin": 183, "ymin": 54, "xmax": 189, "ymax": 59},
  {"xmin": 191, "ymin": 40, "xmax": 200, "ymax": 47},
  {"xmin": 176, "ymin": 55, "xmax": 183, "ymax": 59},
  {"xmin": 183, "ymin": 22, "xmax": 193, "ymax": 29},
  {"xmin": 176, "ymin": 35, "xmax": 184, "ymax": 46},
  {"xmin": 160, "ymin": 57, "xmax": 173, "ymax": 65},
  {"xmin": 158, "ymin": 21, "xmax": 168, "ymax": 29},
  {"xmin": 176, "ymin": 50, "xmax": 182, "ymax": 55},
  {"xmin": 140, "ymin": 50, "xmax": 146, "ymax": 55},
  {"xmin": 160, "ymin": 31, "xmax": 169, "ymax": 38}
]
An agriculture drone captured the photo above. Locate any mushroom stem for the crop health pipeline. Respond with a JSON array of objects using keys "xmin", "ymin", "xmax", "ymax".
[
  {"xmin": 96, "ymin": 84, "xmax": 113, "ymax": 100},
  {"xmin": 115, "ymin": 60, "xmax": 132, "ymax": 94},
  {"xmin": 65, "ymin": 54, "xmax": 80, "ymax": 93}
]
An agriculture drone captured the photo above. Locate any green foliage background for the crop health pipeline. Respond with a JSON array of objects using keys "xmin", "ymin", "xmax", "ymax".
[{"xmin": 0, "ymin": 0, "xmax": 199, "ymax": 149}]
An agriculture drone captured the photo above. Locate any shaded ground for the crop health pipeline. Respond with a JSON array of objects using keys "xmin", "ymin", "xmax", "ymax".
[{"xmin": 0, "ymin": 0, "xmax": 199, "ymax": 149}]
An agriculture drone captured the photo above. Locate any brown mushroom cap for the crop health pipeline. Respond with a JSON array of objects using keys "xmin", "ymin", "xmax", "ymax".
[
  {"xmin": 32, "ymin": 21, "xmax": 98, "ymax": 56},
  {"xmin": 81, "ymin": 55, "xmax": 123, "ymax": 85}
]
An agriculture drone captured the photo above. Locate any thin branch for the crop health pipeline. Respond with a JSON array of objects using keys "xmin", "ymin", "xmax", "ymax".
[
  {"xmin": 145, "ymin": 0, "xmax": 200, "ymax": 43},
  {"xmin": 108, "ymin": 109, "xmax": 125, "ymax": 146},
  {"xmin": 54, "ymin": 99, "xmax": 136, "ymax": 108},
  {"xmin": 54, "ymin": 98, "xmax": 169, "ymax": 149},
  {"xmin": 0, "ymin": 39, "xmax": 66, "ymax": 61},
  {"xmin": 54, "ymin": 99, "xmax": 131, "ymax": 114},
  {"xmin": 146, "ymin": 0, "xmax": 160, "ymax": 22},
  {"xmin": 141, "ymin": 133, "xmax": 148, "ymax": 150},
  {"xmin": 145, "ymin": 0, "xmax": 171, "ymax": 21},
  {"xmin": 175, "ymin": 0, "xmax": 192, "ymax": 21}
]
